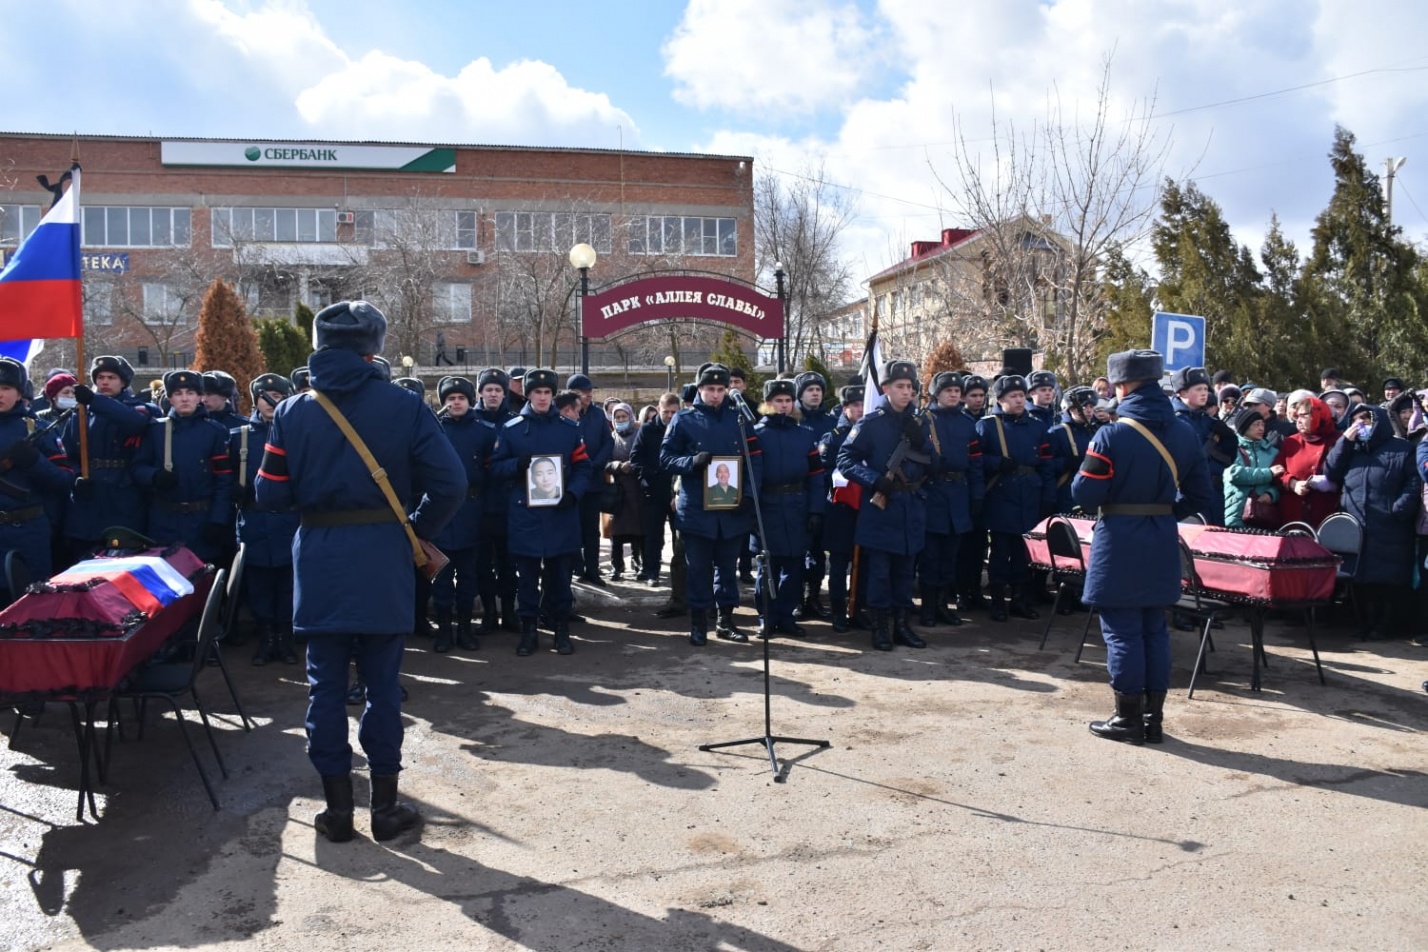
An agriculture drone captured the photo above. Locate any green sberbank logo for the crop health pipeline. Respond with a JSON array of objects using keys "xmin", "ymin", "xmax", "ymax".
[{"xmin": 244, "ymin": 146, "xmax": 261, "ymax": 161}]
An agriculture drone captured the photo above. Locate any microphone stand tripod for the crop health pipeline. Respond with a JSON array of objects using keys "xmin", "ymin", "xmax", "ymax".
[{"xmin": 699, "ymin": 401, "xmax": 830, "ymax": 782}]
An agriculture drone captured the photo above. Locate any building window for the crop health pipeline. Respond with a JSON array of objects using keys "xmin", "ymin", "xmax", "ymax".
[
  {"xmin": 212, "ymin": 207, "xmax": 337, "ymax": 247},
  {"xmin": 434, "ymin": 282, "xmax": 472, "ymax": 324},
  {"xmin": 0, "ymin": 204, "xmax": 44, "ymax": 245},
  {"xmin": 142, "ymin": 283, "xmax": 183, "ymax": 325},
  {"xmin": 81, "ymin": 207, "xmax": 191, "ymax": 248},
  {"xmin": 84, "ymin": 283, "xmax": 114, "ymax": 326},
  {"xmin": 628, "ymin": 216, "xmax": 736, "ymax": 257},
  {"xmin": 493, "ymin": 211, "xmax": 611, "ymax": 254},
  {"xmin": 455, "ymin": 210, "xmax": 478, "ymax": 249}
]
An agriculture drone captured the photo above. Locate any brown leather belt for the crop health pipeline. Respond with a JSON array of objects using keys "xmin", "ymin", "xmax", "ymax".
[
  {"xmin": 0, "ymin": 505, "xmax": 44, "ymax": 526},
  {"xmin": 157, "ymin": 499, "xmax": 212, "ymax": 514}
]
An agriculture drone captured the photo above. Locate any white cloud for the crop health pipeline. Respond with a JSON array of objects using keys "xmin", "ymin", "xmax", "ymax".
[{"xmin": 663, "ymin": 0, "xmax": 877, "ymax": 115}]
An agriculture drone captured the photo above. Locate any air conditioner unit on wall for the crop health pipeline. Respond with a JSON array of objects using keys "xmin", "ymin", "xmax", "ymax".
[
  {"xmin": 336, "ymin": 211, "xmax": 355, "ymax": 225},
  {"xmin": 466, "ymin": 250, "xmax": 486, "ymax": 265}
]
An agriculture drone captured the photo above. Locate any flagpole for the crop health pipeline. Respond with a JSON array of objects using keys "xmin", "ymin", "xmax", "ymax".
[
  {"xmin": 68, "ymin": 140, "xmax": 90, "ymax": 481},
  {"xmin": 847, "ymin": 304, "xmax": 881, "ymax": 623}
]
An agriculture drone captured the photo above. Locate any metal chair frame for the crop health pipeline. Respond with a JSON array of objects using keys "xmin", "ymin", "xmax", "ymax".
[{"xmin": 1037, "ymin": 516, "xmax": 1098, "ymax": 660}]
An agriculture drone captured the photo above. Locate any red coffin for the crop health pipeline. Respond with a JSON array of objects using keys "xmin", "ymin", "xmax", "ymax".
[{"xmin": 1026, "ymin": 516, "xmax": 1338, "ymax": 606}]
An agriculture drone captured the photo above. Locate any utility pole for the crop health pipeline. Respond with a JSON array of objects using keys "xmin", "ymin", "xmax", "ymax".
[{"xmin": 1383, "ymin": 157, "xmax": 1407, "ymax": 223}]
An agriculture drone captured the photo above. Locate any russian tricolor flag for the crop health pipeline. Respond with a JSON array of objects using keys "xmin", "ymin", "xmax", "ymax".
[{"xmin": 0, "ymin": 166, "xmax": 83, "ymax": 364}]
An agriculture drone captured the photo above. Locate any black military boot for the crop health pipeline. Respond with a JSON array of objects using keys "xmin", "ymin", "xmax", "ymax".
[
  {"xmin": 892, "ymin": 610, "xmax": 927, "ymax": 648},
  {"xmin": 369, "ymin": 773, "xmax": 420, "ymax": 842},
  {"xmin": 918, "ymin": 584, "xmax": 940, "ymax": 627},
  {"xmin": 314, "ymin": 773, "xmax": 355, "ymax": 843},
  {"xmin": 830, "ymin": 597, "xmax": 851, "ymax": 633},
  {"xmin": 516, "ymin": 618, "xmax": 539, "ymax": 656},
  {"xmin": 802, "ymin": 583, "xmax": 831, "ymax": 620},
  {"xmin": 716, "ymin": 607, "xmax": 749, "ymax": 643},
  {"xmin": 553, "ymin": 619, "xmax": 574, "ymax": 655},
  {"xmin": 1008, "ymin": 584, "xmax": 1040, "ymax": 620},
  {"xmin": 689, "ymin": 609, "xmax": 709, "ymax": 647},
  {"xmin": 433, "ymin": 610, "xmax": 454, "ymax": 653},
  {"xmin": 251, "ymin": 626, "xmax": 275, "ymax": 666},
  {"xmin": 277, "ymin": 627, "xmax": 299, "ymax": 665},
  {"xmin": 936, "ymin": 586, "xmax": 963, "ymax": 626},
  {"xmin": 456, "ymin": 617, "xmax": 479, "ymax": 651},
  {"xmin": 1089, "ymin": 692, "xmax": 1146, "ymax": 745},
  {"xmin": 958, "ymin": 588, "xmax": 988, "ymax": 612},
  {"xmin": 1143, "ymin": 691, "xmax": 1167, "ymax": 744},
  {"xmin": 479, "ymin": 596, "xmax": 499, "ymax": 634},
  {"xmin": 500, "ymin": 598, "xmax": 521, "ymax": 633},
  {"xmin": 869, "ymin": 610, "xmax": 893, "ymax": 651},
  {"xmin": 988, "ymin": 586, "xmax": 1009, "ymax": 623}
]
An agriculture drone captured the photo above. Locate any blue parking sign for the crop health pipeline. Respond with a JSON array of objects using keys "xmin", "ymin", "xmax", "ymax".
[{"xmin": 1151, "ymin": 312, "xmax": 1205, "ymax": 372}]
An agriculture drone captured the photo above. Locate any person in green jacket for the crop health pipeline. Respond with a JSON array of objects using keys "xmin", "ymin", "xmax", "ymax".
[{"xmin": 1224, "ymin": 407, "xmax": 1284, "ymax": 528}]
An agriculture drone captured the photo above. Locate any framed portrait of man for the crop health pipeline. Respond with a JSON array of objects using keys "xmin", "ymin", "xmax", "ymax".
[
  {"xmin": 527, "ymin": 455, "xmax": 564, "ymax": 507},
  {"xmin": 703, "ymin": 456, "xmax": 742, "ymax": 510}
]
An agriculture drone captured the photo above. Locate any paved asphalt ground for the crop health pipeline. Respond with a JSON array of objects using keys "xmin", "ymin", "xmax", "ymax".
[{"xmin": 2, "ymin": 575, "xmax": 1426, "ymax": 951}]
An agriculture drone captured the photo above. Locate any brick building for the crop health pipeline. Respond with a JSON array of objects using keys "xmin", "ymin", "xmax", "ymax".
[{"xmin": 0, "ymin": 133, "xmax": 755, "ymax": 374}]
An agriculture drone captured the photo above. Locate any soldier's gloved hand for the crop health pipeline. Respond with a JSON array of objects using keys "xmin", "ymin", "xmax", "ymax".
[
  {"xmin": 807, "ymin": 513, "xmax": 823, "ymax": 536},
  {"xmin": 200, "ymin": 522, "xmax": 229, "ymax": 546},
  {"xmin": 998, "ymin": 457, "xmax": 1019, "ymax": 474},
  {"xmin": 151, "ymin": 469, "xmax": 179, "ymax": 491},
  {"xmin": 902, "ymin": 416, "xmax": 923, "ymax": 443},
  {"xmin": 73, "ymin": 385, "xmax": 96, "ymax": 406},
  {"xmin": 3, "ymin": 440, "xmax": 39, "ymax": 470},
  {"xmin": 73, "ymin": 476, "xmax": 95, "ymax": 499},
  {"xmin": 691, "ymin": 451, "xmax": 713, "ymax": 471},
  {"xmin": 555, "ymin": 491, "xmax": 579, "ymax": 510},
  {"xmin": 873, "ymin": 475, "xmax": 895, "ymax": 496},
  {"xmin": 516, "ymin": 455, "xmax": 531, "ymax": 474}
]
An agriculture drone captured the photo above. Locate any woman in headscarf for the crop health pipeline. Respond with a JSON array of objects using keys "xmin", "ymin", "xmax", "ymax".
[
  {"xmin": 601, "ymin": 401, "xmax": 645, "ymax": 580},
  {"xmin": 1273, "ymin": 390, "xmax": 1342, "ymax": 529}
]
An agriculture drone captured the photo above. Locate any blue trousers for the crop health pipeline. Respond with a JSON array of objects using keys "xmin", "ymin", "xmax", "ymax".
[
  {"xmin": 475, "ymin": 527, "xmax": 516, "ymax": 605},
  {"xmin": 1099, "ymin": 606, "xmax": 1171, "ymax": 695},
  {"xmin": 640, "ymin": 492, "xmax": 673, "ymax": 580},
  {"xmin": 306, "ymin": 632, "xmax": 406, "ymax": 777},
  {"xmin": 683, "ymin": 532, "xmax": 741, "ymax": 612},
  {"xmin": 430, "ymin": 545, "xmax": 477, "ymax": 616},
  {"xmin": 804, "ymin": 523, "xmax": 826, "ymax": 586},
  {"xmin": 957, "ymin": 521, "xmax": 989, "ymax": 594},
  {"xmin": 755, "ymin": 554, "xmax": 803, "ymax": 625},
  {"xmin": 244, "ymin": 564, "xmax": 293, "ymax": 632},
  {"xmin": 864, "ymin": 548, "xmax": 915, "ymax": 610},
  {"xmin": 987, "ymin": 532, "xmax": 1030, "ymax": 587},
  {"xmin": 578, "ymin": 495, "xmax": 602, "ymax": 577},
  {"xmin": 919, "ymin": 530, "xmax": 961, "ymax": 588},
  {"xmin": 515, "ymin": 553, "xmax": 573, "ymax": 620}
]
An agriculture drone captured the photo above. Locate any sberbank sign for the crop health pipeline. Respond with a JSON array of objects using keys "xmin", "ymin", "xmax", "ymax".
[{"xmin": 160, "ymin": 141, "xmax": 456, "ymax": 173}]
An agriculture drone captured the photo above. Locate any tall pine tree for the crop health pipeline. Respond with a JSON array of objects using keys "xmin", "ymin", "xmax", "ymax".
[{"xmin": 193, "ymin": 278, "xmax": 266, "ymax": 414}]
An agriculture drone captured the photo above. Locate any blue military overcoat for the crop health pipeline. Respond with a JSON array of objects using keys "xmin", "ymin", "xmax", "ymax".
[
  {"xmin": 1046, "ymin": 412, "xmax": 1095, "ymax": 513},
  {"xmin": 0, "ymin": 406, "xmax": 74, "ymax": 579},
  {"xmin": 924, "ymin": 405, "xmax": 985, "ymax": 536},
  {"xmin": 432, "ymin": 409, "xmax": 493, "ymax": 551},
  {"xmin": 818, "ymin": 413, "xmax": 859, "ymax": 556},
  {"xmin": 230, "ymin": 415, "xmax": 299, "ymax": 568},
  {"xmin": 976, "ymin": 409, "xmax": 1056, "ymax": 535},
  {"xmin": 489, "ymin": 403, "xmax": 593, "ymax": 558},
  {"xmin": 1071, "ymin": 384, "xmax": 1216, "ymax": 607},
  {"xmin": 660, "ymin": 397, "xmax": 762, "ymax": 540},
  {"xmin": 132, "ymin": 407, "xmax": 235, "ymax": 562},
  {"xmin": 836, "ymin": 405, "xmax": 931, "ymax": 556},
  {"xmin": 474, "ymin": 402, "xmax": 514, "ymax": 527},
  {"xmin": 751, "ymin": 412, "xmax": 825, "ymax": 558},
  {"xmin": 254, "ymin": 348, "xmax": 466, "ymax": 637},
  {"xmin": 61, "ymin": 390, "xmax": 157, "ymax": 541}
]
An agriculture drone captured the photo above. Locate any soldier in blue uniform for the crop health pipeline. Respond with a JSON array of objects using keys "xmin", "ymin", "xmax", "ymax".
[
  {"xmin": 291, "ymin": 366, "xmax": 311, "ymax": 394},
  {"xmin": 232, "ymin": 372, "xmax": 300, "ymax": 665},
  {"xmin": 954, "ymin": 374, "xmax": 991, "ymax": 611},
  {"xmin": 63, "ymin": 355, "xmax": 158, "ymax": 554},
  {"xmin": 0, "ymin": 359, "xmax": 74, "ymax": 602},
  {"xmin": 919, "ymin": 372, "xmax": 984, "ymax": 627},
  {"xmin": 1072, "ymin": 350, "xmax": 1215, "ymax": 745},
  {"xmin": 567, "ymin": 373, "xmax": 612, "ymax": 585},
  {"xmin": 472, "ymin": 368, "xmax": 518, "ymax": 633},
  {"xmin": 1026, "ymin": 370, "xmax": 1059, "ymax": 428},
  {"xmin": 837, "ymin": 359, "xmax": 931, "ymax": 651},
  {"xmin": 256, "ymin": 300, "xmax": 466, "ymax": 844},
  {"xmin": 130, "ymin": 370, "xmax": 235, "ymax": 564},
  {"xmin": 794, "ymin": 371, "xmax": 836, "ymax": 619},
  {"xmin": 660, "ymin": 363, "xmax": 762, "ymax": 646},
  {"xmin": 819, "ymin": 384, "xmax": 864, "ymax": 633},
  {"xmin": 1047, "ymin": 386, "xmax": 1099, "ymax": 515},
  {"xmin": 489, "ymin": 369, "xmax": 593, "ymax": 656},
  {"xmin": 751, "ymin": 379, "xmax": 826, "ymax": 636},
  {"xmin": 201, "ymin": 371, "xmax": 247, "ymax": 431},
  {"xmin": 1170, "ymin": 366, "xmax": 1236, "ymax": 525},
  {"xmin": 430, "ymin": 375, "xmax": 491, "ymax": 653},
  {"xmin": 976, "ymin": 375, "xmax": 1056, "ymax": 622}
]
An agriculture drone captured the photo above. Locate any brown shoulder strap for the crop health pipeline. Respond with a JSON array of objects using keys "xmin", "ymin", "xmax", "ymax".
[
  {"xmin": 1119, "ymin": 418, "xmax": 1180, "ymax": 489},
  {"xmin": 310, "ymin": 389, "xmax": 427, "ymax": 567}
]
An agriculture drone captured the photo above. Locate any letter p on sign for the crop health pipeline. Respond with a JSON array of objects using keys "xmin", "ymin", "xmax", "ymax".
[{"xmin": 1151, "ymin": 312, "xmax": 1206, "ymax": 372}]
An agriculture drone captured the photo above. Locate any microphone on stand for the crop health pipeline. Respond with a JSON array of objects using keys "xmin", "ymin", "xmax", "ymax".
[{"xmin": 729, "ymin": 389, "xmax": 758, "ymax": 425}]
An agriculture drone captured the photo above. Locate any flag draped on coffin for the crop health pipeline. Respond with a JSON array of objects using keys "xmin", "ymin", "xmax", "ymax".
[{"xmin": 0, "ymin": 166, "xmax": 82, "ymax": 365}]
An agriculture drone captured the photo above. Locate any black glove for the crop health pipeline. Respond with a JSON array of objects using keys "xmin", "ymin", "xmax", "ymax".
[
  {"xmin": 873, "ymin": 475, "xmax": 895, "ymax": 496},
  {"xmin": 151, "ymin": 469, "xmax": 179, "ymax": 491},
  {"xmin": 200, "ymin": 522, "xmax": 229, "ymax": 546},
  {"xmin": 516, "ymin": 455, "xmax": 531, "ymax": 474},
  {"xmin": 3, "ymin": 440, "xmax": 39, "ymax": 470},
  {"xmin": 807, "ymin": 513, "xmax": 823, "ymax": 536},
  {"xmin": 691, "ymin": 451, "xmax": 713, "ymax": 471},
  {"xmin": 73, "ymin": 476, "xmax": 95, "ymax": 499},
  {"xmin": 73, "ymin": 385, "xmax": 95, "ymax": 406},
  {"xmin": 998, "ymin": 457, "xmax": 1019, "ymax": 474},
  {"xmin": 555, "ymin": 491, "xmax": 579, "ymax": 510},
  {"xmin": 902, "ymin": 416, "xmax": 923, "ymax": 444}
]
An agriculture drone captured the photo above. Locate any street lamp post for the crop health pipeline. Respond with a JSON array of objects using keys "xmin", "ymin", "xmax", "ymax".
[
  {"xmin": 664, "ymin": 354, "xmax": 676, "ymax": 392},
  {"xmin": 569, "ymin": 243, "xmax": 597, "ymax": 375},
  {"xmin": 774, "ymin": 261, "xmax": 787, "ymax": 374}
]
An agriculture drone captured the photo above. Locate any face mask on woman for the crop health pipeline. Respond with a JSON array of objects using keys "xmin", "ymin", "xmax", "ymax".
[
  {"xmin": 615, "ymin": 420, "xmax": 633, "ymax": 436},
  {"xmin": 56, "ymin": 396, "xmax": 77, "ymax": 410}
]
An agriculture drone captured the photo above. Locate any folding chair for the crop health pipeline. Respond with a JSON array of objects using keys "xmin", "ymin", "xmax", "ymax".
[
  {"xmin": 5, "ymin": 550, "xmax": 32, "ymax": 602},
  {"xmin": 208, "ymin": 545, "xmax": 254, "ymax": 731},
  {"xmin": 1278, "ymin": 520, "xmax": 1316, "ymax": 538},
  {"xmin": 1178, "ymin": 513, "xmax": 1207, "ymax": 526},
  {"xmin": 106, "ymin": 569, "xmax": 229, "ymax": 811},
  {"xmin": 1180, "ymin": 539, "xmax": 1236, "ymax": 698},
  {"xmin": 1037, "ymin": 516, "xmax": 1098, "ymax": 659},
  {"xmin": 1315, "ymin": 512, "xmax": 1364, "ymax": 635}
]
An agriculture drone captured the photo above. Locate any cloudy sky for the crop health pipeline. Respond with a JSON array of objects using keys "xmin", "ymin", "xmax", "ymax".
[{"xmin": 6, "ymin": 0, "xmax": 1427, "ymax": 285}]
